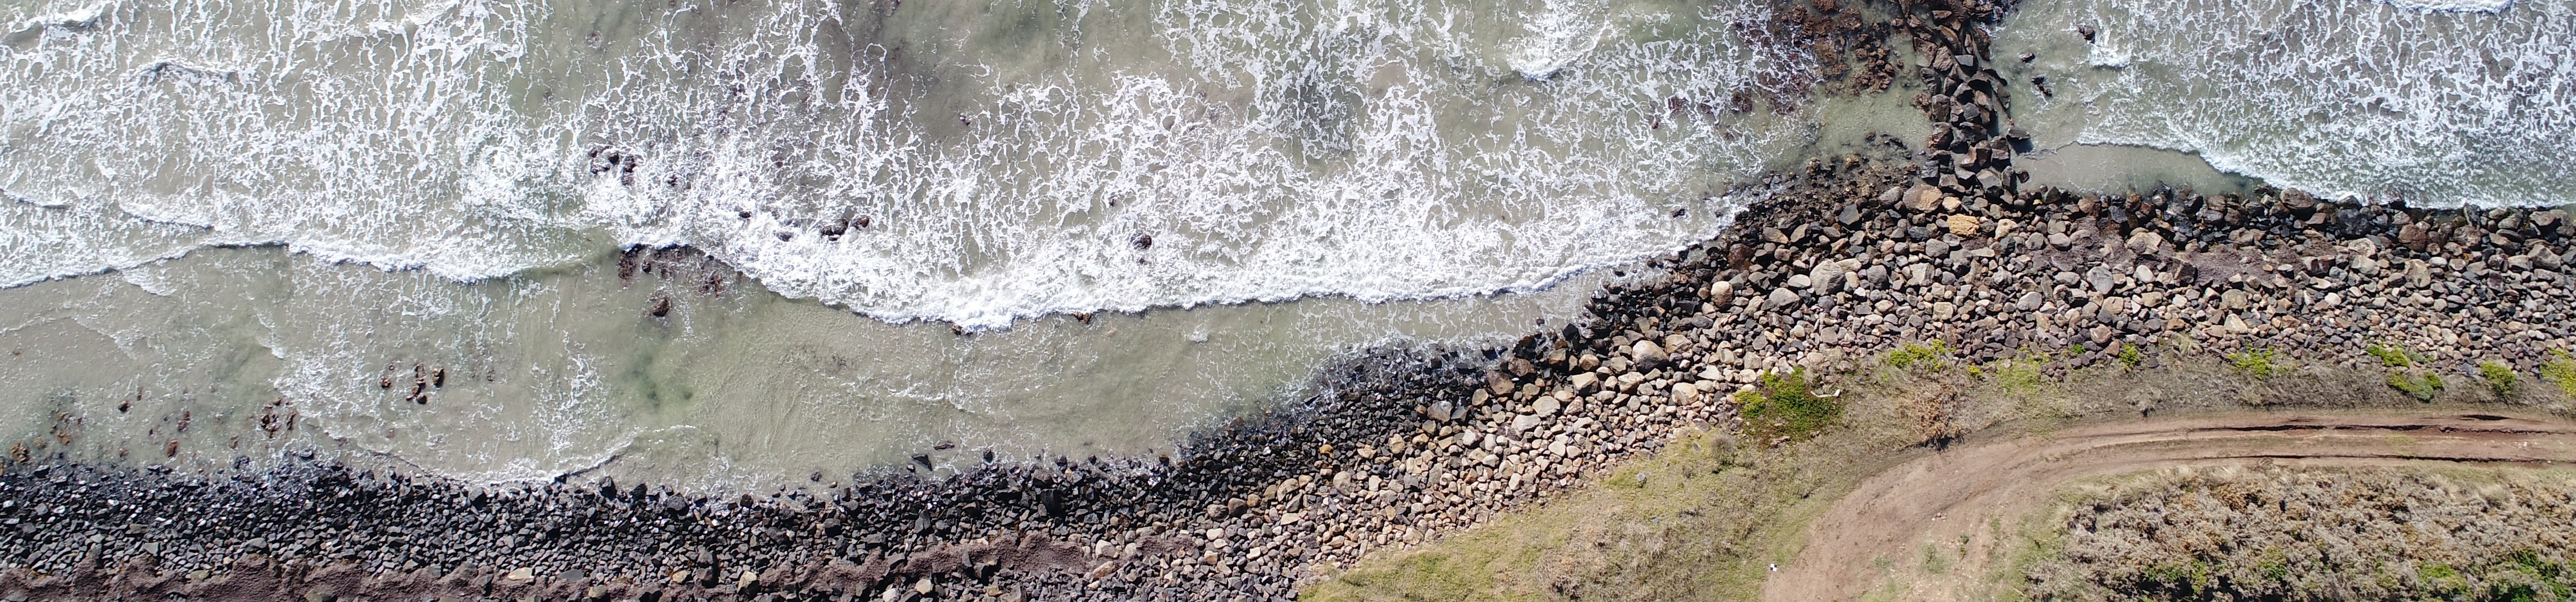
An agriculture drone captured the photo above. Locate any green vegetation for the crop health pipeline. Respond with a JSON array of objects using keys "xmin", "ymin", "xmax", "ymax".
[
  {"xmin": 1317, "ymin": 344, "xmax": 2566, "ymax": 602},
  {"xmin": 1885, "ymin": 340, "xmax": 1954, "ymax": 371},
  {"xmin": 1304, "ymin": 426, "xmax": 1825, "ymax": 602},
  {"xmin": 1738, "ymin": 369, "xmax": 1839, "ymax": 442},
  {"xmin": 2115, "ymin": 343, "xmax": 2144, "ymax": 369},
  {"xmin": 2366, "ymin": 343, "xmax": 2422, "ymax": 367},
  {"xmin": 2540, "ymin": 350, "xmax": 2576, "ymax": 398},
  {"xmin": 2390, "ymin": 370, "xmax": 2447, "ymax": 401},
  {"xmin": 2227, "ymin": 347, "xmax": 2289, "ymax": 378},
  {"xmin": 2480, "ymin": 361, "xmax": 2519, "ymax": 398},
  {"xmin": 1991, "ymin": 357, "xmax": 2049, "ymax": 395}
]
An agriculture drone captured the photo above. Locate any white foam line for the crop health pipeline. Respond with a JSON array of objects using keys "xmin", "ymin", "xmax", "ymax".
[{"xmin": 1, "ymin": 0, "xmax": 1816, "ymax": 330}]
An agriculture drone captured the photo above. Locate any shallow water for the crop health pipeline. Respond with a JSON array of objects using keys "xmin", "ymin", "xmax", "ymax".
[
  {"xmin": 0, "ymin": 244, "xmax": 1636, "ymax": 491},
  {"xmin": 2017, "ymin": 143, "xmax": 2262, "ymax": 197},
  {"xmin": 1992, "ymin": 0, "xmax": 2576, "ymax": 206}
]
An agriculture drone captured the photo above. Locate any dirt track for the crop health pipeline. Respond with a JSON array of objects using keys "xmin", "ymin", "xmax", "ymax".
[{"xmin": 1759, "ymin": 410, "xmax": 2576, "ymax": 602}]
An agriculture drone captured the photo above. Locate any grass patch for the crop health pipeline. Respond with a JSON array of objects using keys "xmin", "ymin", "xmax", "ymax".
[
  {"xmin": 2227, "ymin": 347, "xmax": 2289, "ymax": 379},
  {"xmin": 1991, "ymin": 358, "xmax": 2049, "ymax": 396},
  {"xmin": 1302, "ymin": 427, "xmax": 1822, "ymax": 602},
  {"xmin": 1738, "ymin": 369, "xmax": 1840, "ymax": 443},
  {"xmin": 2480, "ymin": 361, "xmax": 2519, "ymax": 398},
  {"xmin": 1885, "ymin": 341, "xmax": 1954, "ymax": 371}
]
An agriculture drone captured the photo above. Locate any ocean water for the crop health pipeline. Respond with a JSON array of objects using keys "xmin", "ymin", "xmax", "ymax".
[
  {"xmin": 1, "ymin": 0, "xmax": 1843, "ymax": 489},
  {"xmin": 1, "ymin": 0, "xmax": 1816, "ymax": 329},
  {"xmin": 1993, "ymin": 0, "xmax": 2576, "ymax": 204}
]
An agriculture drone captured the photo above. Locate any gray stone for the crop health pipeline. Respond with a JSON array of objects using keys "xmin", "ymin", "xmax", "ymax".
[
  {"xmin": 1903, "ymin": 186, "xmax": 1942, "ymax": 212},
  {"xmin": 2124, "ymin": 230, "xmax": 2165, "ymax": 253},
  {"xmin": 2221, "ymin": 290, "xmax": 2250, "ymax": 310},
  {"xmin": 2016, "ymin": 291, "xmax": 2045, "ymax": 311},
  {"xmin": 2085, "ymin": 266, "xmax": 2117, "ymax": 294},
  {"xmin": 1708, "ymin": 280, "xmax": 1735, "ymax": 306},
  {"xmin": 1766, "ymin": 288, "xmax": 1801, "ymax": 309},
  {"xmin": 1630, "ymin": 340, "xmax": 1668, "ymax": 369},
  {"xmin": 1810, "ymin": 259, "xmax": 1860, "ymax": 295}
]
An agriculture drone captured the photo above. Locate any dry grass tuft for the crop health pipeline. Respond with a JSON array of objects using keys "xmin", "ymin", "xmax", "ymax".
[{"xmin": 2027, "ymin": 465, "xmax": 2576, "ymax": 602}]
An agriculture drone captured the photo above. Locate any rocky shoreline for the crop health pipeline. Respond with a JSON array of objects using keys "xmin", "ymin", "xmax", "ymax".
[
  {"xmin": 10, "ymin": 1, "xmax": 2576, "ymax": 601},
  {"xmin": 14, "ymin": 162, "xmax": 2576, "ymax": 602}
]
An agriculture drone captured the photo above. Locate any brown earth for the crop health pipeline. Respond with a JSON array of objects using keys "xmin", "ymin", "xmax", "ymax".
[{"xmin": 1760, "ymin": 410, "xmax": 2576, "ymax": 602}]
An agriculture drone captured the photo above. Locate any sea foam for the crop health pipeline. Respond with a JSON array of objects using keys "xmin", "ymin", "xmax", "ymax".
[
  {"xmin": 1998, "ymin": 0, "xmax": 2575, "ymax": 206},
  {"xmin": 0, "ymin": 0, "xmax": 1813, "ymax": 329}
]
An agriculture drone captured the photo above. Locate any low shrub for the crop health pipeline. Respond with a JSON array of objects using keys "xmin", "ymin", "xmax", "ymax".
[
  {"xmin": 2389, "ymin": 370, "xmax": 2446, "ymax": 402},
  {"xmin": 2479, "ymin": 361, "xmax": 2519, "ymax": 398},
  {"xmin": 2540, "ymin": 350, "xmax": 2576, "ymax": 398},
  {"xmin": 2365, "ymin": 344, "xmax": 2418, "ymax": 368}
]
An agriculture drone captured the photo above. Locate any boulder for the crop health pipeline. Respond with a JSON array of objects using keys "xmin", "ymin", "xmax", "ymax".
[
  {"xmin": 1948, "ymin": 214, "xmax": 1983, "ymax": 236},
  {"xmin": 1766, "ymin": 288, "xmax": 1801, "ymax": 310},
  {"xmin": 1810, "ymin": 259, "xmax": 1861, "ymax": 295},
  {"xmin": 1904, "ymin": 186, "xmax": 1943, "ymax": 212},
  {"xmin": 1630, "ymin": 340, "xmax": 1669, "ymax": 370}
]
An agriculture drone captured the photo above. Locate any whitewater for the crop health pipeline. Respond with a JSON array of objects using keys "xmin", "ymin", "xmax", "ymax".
[
  {"xmin": 1995, "ymin": 0, "xmax": 2576, "ymax": 206},
  {"xmin": 1, "ymin": 0, "xmax": 1815, "ymax": 329}
]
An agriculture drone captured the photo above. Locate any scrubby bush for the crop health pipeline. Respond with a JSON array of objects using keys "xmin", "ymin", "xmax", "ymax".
[
  {"xmin": 2481, "ymin": 361, "xmax": 2520, "ymax": 398},
  {"xmin": 2390, "ymin": 370, "xmax": 2446, "ymax": 402},
  {"xmin": 1735, "ymin": 369, "xmax": 1837, "ymax": 443},
  {"xmin": 2540, "ymin": 350, "xmax": 2576, "ymax": 398},
  {"xmin": 2365, "ymin": 344, "xmax": 2418, "ymax": 367},
  {"xmin": 2028, "ymin": 466, "xmax": 2576, "ymax": 602}
]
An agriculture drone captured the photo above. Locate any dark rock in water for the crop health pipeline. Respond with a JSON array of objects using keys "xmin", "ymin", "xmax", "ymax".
[{"xmin": 2076, "ymin": 24, "xmax": 2098, "ymax": 43}]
